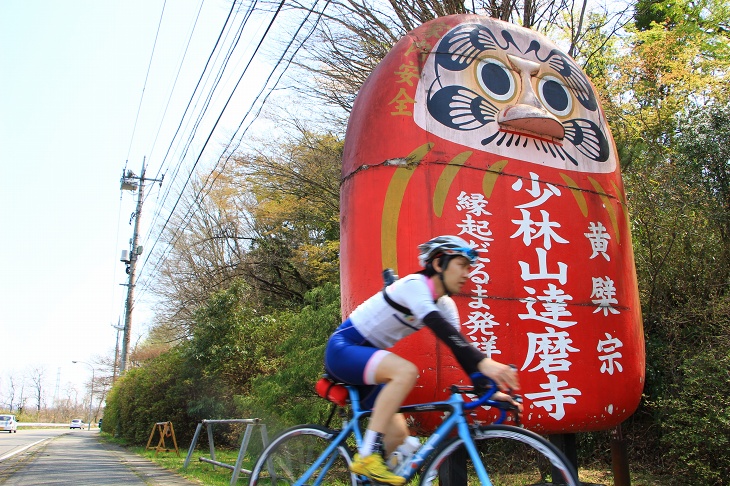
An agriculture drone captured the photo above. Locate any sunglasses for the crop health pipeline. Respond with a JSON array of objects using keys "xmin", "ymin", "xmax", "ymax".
[{"xmin": 443, "ymin": 247, "xmax": 479, "ymax": 264}]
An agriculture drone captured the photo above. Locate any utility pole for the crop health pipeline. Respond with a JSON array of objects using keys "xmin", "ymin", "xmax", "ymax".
[
  {"xmin": 119, "ymin": 157, "xmax": 163, "ymax": 374},
  {"xmin": 72, "ymin": 361, "xmax": 95, "ymax": 430},
  {"xmin": 112, "ymin": 320, "xmax": 124, "ymax": 382}
]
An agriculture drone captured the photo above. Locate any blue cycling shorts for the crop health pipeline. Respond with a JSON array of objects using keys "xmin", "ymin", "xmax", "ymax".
[{"xmin": 324, "ymin": 319, "xmax": 388, "ymax": 409}]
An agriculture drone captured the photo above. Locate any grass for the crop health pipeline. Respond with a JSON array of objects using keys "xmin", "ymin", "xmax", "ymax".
[
  {"xmin": 577, "ymin": 468, "xmax": 669, "ymax": 486},
  {"xmin": 143, "ymin": 448, "xmax": 253, "ymax": 485},
  {"xmin": 100, "ymin": 432, "xmax": 259, "ymax": 486},
  {"xmin": 100, "ymin": 433, "xmax": 672, "ymax": 486}
]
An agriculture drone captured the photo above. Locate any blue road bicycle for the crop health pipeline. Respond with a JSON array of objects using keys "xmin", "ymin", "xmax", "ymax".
[{"xmin": 248, "ymin": 373, "xmax": 579, "ymax": 485}]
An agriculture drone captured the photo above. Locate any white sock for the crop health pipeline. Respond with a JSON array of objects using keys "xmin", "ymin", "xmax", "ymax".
[{"xmin": 359, "ymin": 429, "xmax": 384, "ymax": 457}]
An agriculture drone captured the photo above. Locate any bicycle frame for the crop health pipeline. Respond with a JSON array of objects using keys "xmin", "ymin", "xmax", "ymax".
[{"xmin": 295, "ymin": 378, "xmax": 509, "ymax": 486}]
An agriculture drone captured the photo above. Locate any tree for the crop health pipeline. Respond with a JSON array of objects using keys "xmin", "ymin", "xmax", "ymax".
[
  {"xmin": 277, "ymin": 0, "xmax": 632, "ymax": 113},
  {"xmin": 674, "ymin": 102, "xmax": 730, "ymax": 280},
  {"xmin": 185, "ymin": 279, "xmax": 283, "ymax": 392},
  {"xmin": 634, "ymin": 0, "xmax": 730, "ymax": 34},
  {"xmin": 6, "ymin": 375, "xmax": 19, "ymax": 412},
  {"xmin": 149, "ymin": 126, "xmax": 342, "ymax": 341},
  {"xmin": 103, "ymin": 348, "xmax": 219, "ymax": 444},
  {"xmin": 149, "ymin": 174, "xmax": 252, "ymax": 342},
  {"xmin": 593, "ymin": 2, "xmax": 730, "ymax": 315},
  {"xmin": 232, "ymin": 126, "xmax": 342, "ymax": 305},
  {"xmin": 16, "ymin": 378, "xmax": 27, "ymax": 415},
  {"xmin": 586, "ymin": 6, "xmax": 730, "ymax": 479},
  {"xmin": 655, "ymin": 349, "xmax": 730, "ymax": 485},
  {"xmin": 230, "ymin": 283, "xmax": 343, "ymax": 429},
  {"xmin": 29, "ymin": 367, "xmax": 45, "ymax": 416},
  {"xmin": 104, "ymin": 283, "xmax": 342, "ymax": 445},
  {"xmin": 601, "ymin": 0, "xmax": 730, "ymax": 169}
]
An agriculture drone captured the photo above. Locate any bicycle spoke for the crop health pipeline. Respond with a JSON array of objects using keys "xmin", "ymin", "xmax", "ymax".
[
  {"xmin": 250, "ymin": 425, "xmax": 357, "ymax": 486},
  {"xmin": 419, "ymin": 425, "xmax": 579, "ymax": 486}
]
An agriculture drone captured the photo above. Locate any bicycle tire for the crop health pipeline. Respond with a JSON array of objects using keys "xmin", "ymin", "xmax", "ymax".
[
  {"xmin": 418, "ymin": 424, "xmax": 579, "ymax": 486},
  {"xmin": 249, "ymin": 424, "xmax": 358, "ymax": 486}
]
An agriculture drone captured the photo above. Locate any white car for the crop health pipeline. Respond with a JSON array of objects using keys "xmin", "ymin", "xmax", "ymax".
[
  {"xmin": 69, "ymin": 419, "xmax": 84, "ymax": 429},
  {"xmin": 0, "ymin": 414, "xmax": 17, "ymax": 433}
]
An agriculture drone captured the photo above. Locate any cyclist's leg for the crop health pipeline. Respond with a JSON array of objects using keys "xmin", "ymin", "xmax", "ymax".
[
  {"xmin": 370, "ymin": 353, "xmax": 418, "ymax": 432},
  {"xmin": 326, "ymin": 326, "xmax": 416, "ymax": 453},
  {"xmin": 351, "ymin": 354, "xmax": 416, "ymax": 486},
  {"xmin": 368, "ymin": 353, "xmax": 418, "ymax": 443},
  {"xmin": 383, "ymin": 413, "xmax": 409, "ymax": 456},
  {"xmin": 418, "ymin": 425, "xmax": 580, "ymax": 486},
  {"xmin": 248, "ymin": 424, "xmax": 357, "ymax": 486},
  {"xmin": 324, "ymin": 324, "xmax": 413, "ymax": 485}
]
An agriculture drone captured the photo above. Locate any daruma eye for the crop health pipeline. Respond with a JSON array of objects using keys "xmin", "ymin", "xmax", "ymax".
[
  {"xmin": 538, "ymin": 75, "xmax": 573, "ymax": 117},
  {"xmin": 477, "ymin": 58, "xmax": 516, "ymax": 102}
]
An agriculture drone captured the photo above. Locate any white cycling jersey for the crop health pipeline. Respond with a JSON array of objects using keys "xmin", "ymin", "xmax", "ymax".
[{"xmin": 349, "ymin": 273, "xmax": 460, "ymax": 349}]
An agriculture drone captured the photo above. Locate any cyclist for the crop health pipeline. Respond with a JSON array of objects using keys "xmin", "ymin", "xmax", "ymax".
[{"xmin": 324, "ymin": 235, "xmax": 520, "ymax": 485}]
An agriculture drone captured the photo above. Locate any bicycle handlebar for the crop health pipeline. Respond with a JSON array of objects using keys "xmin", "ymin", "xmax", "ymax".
[{"xmin": 463, "ymin": 372, "xmax": 522, "ymax": 414}]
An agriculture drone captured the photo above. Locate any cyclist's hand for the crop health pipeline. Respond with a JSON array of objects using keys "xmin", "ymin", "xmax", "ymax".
[
  {"xmin": 491, "ymin": 391, "xmax": 524, "ymax": 414},
  {"xmin": 477, "ymin": 358, "xmax": 520, "ymax": 392}
]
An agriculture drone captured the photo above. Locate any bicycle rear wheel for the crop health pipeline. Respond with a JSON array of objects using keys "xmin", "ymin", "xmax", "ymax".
[
  {"xmin": 249, "ymin": 424, "xmax": 357, "ymax": 486},
  {"xmin": 418, "ymin": 425, "xmax": 579, "ymax": 486}
]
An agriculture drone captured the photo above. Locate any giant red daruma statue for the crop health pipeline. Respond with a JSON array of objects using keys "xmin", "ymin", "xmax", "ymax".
[{"xmin": 340, "ymin": 14, "xmax": 645, "ymax": 433}]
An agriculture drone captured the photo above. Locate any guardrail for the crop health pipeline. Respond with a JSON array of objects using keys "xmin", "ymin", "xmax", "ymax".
[{"xmin": 17, "ymin": 423, "xmax": 96, "ymax": 428}]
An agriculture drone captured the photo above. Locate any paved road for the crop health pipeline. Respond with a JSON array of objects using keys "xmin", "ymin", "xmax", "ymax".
[
  {"xmin": 0, "ymin": 429, "xmax": 69, "ymax": 463},
  {"xmin": 0, "ymin": 431, "xmax": 199, "ymax": 485}
]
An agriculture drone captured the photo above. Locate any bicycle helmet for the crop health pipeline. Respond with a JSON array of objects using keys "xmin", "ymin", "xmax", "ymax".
[{"xmin": 418, "ymin": 235, "xmax": 478, "ymax": 267}]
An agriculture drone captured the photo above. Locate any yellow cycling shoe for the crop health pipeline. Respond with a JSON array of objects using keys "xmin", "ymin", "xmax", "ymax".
[{"xmin": 350, "ymin": 453, "xmax": 406, "ymax": 485}]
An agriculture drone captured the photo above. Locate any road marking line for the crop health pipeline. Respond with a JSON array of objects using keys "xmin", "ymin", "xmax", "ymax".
[{"xmin": 0, "ymin": 438, "xmax": 51, "ymax": 462}]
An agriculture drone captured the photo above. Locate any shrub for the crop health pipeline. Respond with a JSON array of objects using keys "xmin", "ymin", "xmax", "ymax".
[
  {"xmin": 236, "ymin": 283, "xmax": 342, "ymax": 431},
  {"xmin": 656, "ymin": 348, "xmax": 730, "ymax": 485}
]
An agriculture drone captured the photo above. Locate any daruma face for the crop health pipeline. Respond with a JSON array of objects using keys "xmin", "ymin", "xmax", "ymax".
[
  {"xmin": 414, "ymin": 20, "xmax": 615, "ymax": 173},
  {"xmin": 341, "ymin": 14, "xmax": 644, "ymax": 433}
]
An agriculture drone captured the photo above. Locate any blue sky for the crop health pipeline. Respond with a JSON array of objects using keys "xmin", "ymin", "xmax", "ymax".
[{"xmin": 0, "ymin": 0, "xmax": 281, "ymax": 406}]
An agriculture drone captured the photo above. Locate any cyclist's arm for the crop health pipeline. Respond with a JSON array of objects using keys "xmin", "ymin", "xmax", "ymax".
[
  {"xmin": 422, "ymin": 311, "xmax": 483, "ymax": 374},
  {"xmin": 423, "ymin": 311, "xmax": 521, "ymax": 392}
]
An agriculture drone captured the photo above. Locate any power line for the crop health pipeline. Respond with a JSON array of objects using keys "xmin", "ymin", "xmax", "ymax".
[
  {"xmin": 142, "ymin": 0, "xmax": 240, "ymax": 214},
  {"xmin": 124, "ymin": 0, "xmax": 168, "ymax": 162},
  {"xmin": 141, "ymin": 1, "xmax": 257, "ymax": 252},
  {"xmin": 149, "ymin": 0, "xmax": 245, "ymax": 185},
  {"xmin": 111, "ymin": 0, "xmax": 242, "ymax": 351},
  {"xmin": 193, "ymin": 0, "xmax": 332, "ymax": 204},
  {"xmin": 135, "ymin": 0, "xmax": 330, "ymax": 303},
  {"xmin": 135, "ymin": 0, "xmax": 288, "ymax": 287},
  {"xmin": 145, "ymin": 0, "xmax": 207, "ymax": 181}
]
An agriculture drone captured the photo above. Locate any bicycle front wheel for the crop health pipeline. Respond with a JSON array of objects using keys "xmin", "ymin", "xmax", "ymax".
[
  {"xmin": 249, "ymin": 424, "xmax": 357, "ymax": 486},
  {"xmin": 419, "ymin": 424, "xmax": 579, "ymax": 486}
]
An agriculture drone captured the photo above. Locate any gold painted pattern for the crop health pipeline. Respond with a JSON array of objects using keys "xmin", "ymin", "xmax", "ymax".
[{"xmin": 381, "ymin": 143, "xmax": 434, "ymax": 272}]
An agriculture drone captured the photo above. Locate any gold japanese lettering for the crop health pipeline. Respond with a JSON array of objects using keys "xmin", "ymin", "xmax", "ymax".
[
  {"xmin": 388, "ymin": 88, "xmax": 416, "ymax": 116},
  {"xmin": 394, "ymin": 61, "xmax": 420, "ymax": 86}
]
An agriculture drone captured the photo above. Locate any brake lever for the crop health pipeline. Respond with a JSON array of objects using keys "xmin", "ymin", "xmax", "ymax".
[{"xmin": 512, "ymin": 395, "xmax": 523, "ymax": 426}]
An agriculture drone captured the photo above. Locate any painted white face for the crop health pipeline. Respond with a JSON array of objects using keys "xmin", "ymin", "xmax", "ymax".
[{"xmin": 414, "ymin": 19, "xmax": 617, "ymax": 173}]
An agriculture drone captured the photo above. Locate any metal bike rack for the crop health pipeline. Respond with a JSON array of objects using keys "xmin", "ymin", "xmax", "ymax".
[{"xmin": 184, "ymin": 418, "xmax": 269, "ymax": 486}]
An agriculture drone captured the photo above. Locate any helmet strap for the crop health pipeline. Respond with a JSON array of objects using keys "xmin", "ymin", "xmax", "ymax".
[{"xmin": 435, "ymin": 255, "xmax": 454, "ymax": 296}]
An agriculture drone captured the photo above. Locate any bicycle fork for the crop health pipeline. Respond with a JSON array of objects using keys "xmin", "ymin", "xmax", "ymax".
[{"xmin": 456, "ymin": 418, "xmax": 493, "ymax": 486}]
